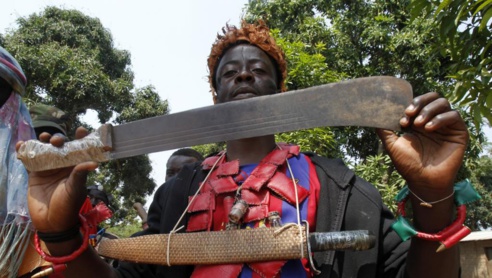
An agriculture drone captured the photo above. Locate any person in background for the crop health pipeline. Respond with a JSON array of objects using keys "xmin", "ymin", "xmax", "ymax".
[
  {"xmin": 129, "ymin": 148, "xmax": 205, "ymax": 229},
  {"xmin": 87, "ymin": 185, "xmax": 112, "ymax": 208},
  {"xmin": 165, "ymin": 148, "xmax": 204, "ymax": 181},
  {"xmin": 29, "ymin": 103, "xmax": 71, "ymax": 139}
]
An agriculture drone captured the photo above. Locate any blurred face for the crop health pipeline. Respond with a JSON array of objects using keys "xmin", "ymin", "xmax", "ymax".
[
  {"xmin": 0, "ymin": 77, "xmax": 12, "ymax": 109},
  {"xmin": 88, "ymin": 189, "xmax": 109, "ymax": 207},
  {"xmin": 165, "ymin": 155, "xmax": 199, "ymax": 181},
  {"xmin": 215, "ymin": 44, "xmax": 278, "ymax": 103}
]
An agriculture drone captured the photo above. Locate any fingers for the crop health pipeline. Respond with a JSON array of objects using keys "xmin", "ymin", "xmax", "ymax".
[
  {"xmin": 49, "ymin": 133, "xmax": 68, "ymax": 147},
  {"xmin": 66, "ymin": 161, "xmax": 98, "ymax": 193},
  {"xmin": 376, "ymin": 128, "xmax": 398, "ymax": 150},
  {"xmin": 15, "ymin": 141, "xmax": 24, "ymax": 152},
  {"xmin": 75, "ymin": 127, "xmax": 89, "ymax": 140},
  {"xmin": 400, "ymin": 92, "xmax": 464, "ymax": 131},
  {"xmin": 38, "ymin": 127, "xmax": 89, "ymax": 144},
  {"xmin": 38, "ymin": 132, "xmax": 52, "ymax": 142}
]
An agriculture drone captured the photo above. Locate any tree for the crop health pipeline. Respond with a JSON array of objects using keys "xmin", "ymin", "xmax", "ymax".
[
  {"xmin": 1, "ymin": 7, "xmax": 169, "ymax": 224},
  {"xmin": 409, "ymin": 0, "xmax": 492, "ymax": 128},
  {"xmin": 466, "ymin": 154, "xmax": 492, "ymax": 230}
]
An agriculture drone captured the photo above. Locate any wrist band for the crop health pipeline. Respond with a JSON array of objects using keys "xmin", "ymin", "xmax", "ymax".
[
  {"xmin": 37, "ymin": 223, "xmax": 81, "ymax": 243},
  {"xmin": 392, "ymin": 179, "xmax": 481, "ymax": 252},
  {"xmin": 407, "ymin": 187, "xmax": 455, "ymax": 208},
  {"xmin": 34, "ymin": 214, "xmax": 90, "ymax": 264}
]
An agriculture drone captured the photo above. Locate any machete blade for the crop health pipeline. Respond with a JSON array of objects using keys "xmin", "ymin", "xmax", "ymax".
[
  {"xmin": 17, "ymin": 76, "xmax": 412, "ymax": 171},
  {"xmin": 110, "ymin": 76, "xmax": 412, "ymax": 159}
]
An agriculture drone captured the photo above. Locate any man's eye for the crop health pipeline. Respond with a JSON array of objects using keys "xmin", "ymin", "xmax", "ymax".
[
  {"xmin": 252, "ymin": 68, "xmax": 265, "ymax": 74},
  {"xmin": 223, "ymin": 70, "xmax": 237, "ymax": 77}
]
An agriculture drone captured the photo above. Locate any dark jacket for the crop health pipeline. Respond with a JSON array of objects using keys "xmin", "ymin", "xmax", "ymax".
[{"xmin": 117, "ymin": 154, "xmax": 409, "ymax": 278}]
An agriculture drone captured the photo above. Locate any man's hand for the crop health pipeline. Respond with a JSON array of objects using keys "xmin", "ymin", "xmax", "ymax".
[
  {"xmin": 16, "ymin": 127, "xmax": 98, "ymax": 233},
  {"xmin": 376, "ymin": 92, "xmax": 468, "ymax": 190}
]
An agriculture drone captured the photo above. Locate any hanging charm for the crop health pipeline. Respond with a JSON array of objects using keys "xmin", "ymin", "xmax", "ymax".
[
  {"xmin": 419, "ymin": 202, "xmax": 433, "ymax": 208},
  {"xmin": 268, "ymin": 211, "xmax": 282, "ymax": 228},
  {"xmin": 227, "ymin": 199, "xmax": 248, "ymax": 230}
]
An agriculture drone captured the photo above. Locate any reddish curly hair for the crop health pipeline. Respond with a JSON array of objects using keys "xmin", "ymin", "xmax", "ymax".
[{"xmin": 207, "ymin": 20, "xmax": 287, "ymax": 103}]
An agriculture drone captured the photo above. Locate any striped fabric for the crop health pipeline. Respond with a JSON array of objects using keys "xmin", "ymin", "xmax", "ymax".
[{"xmin": 0, "ymin": 46, "xmax": 27, "ymax": 95}]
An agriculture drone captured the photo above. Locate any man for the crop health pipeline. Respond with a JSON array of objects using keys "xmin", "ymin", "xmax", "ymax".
[
  {"xmin": 87, "ymin": 185, "xmax": 112, "ymax": 208},
  {"xmin": 129, "ymin": 149, "xmax": 204, "ymax": 229},
  {"xmin": 0, "ymin": 46, "xmax": 38, "ymax": 277},
  {"xmin": 165, "ymin": 148, "xmax": 204, "ymax": 181},
  {"xmin": 20, "ymin": 21, "xmax": 467, "ymax": 277},
  {"xmin": 29, "ymin": 103, "xmax": 71, "ymax": 139}
]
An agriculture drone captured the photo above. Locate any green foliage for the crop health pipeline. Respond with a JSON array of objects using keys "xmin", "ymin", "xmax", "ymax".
[
  {"xmin": 117, "ymin": 85, "xmax": 169, "ymax": 123},
  {"xmin": 276, "ymin": 127, "xmax": 339, "ymax": 158},
  {"xmin": 353, "ymin": 154, "xmax": 405, "ymax": 213},
  {"xmin": 409, "ymin": 0, "xmax": 492, "ymax": 128},
  {"xmin": 2, "ymin": 7, "xmax": 169, "ymax": 224},
  {"xmin": 3, "ymin": 7, "xmax": 134, "ymax": 121},
  {"xmin": 193, "ymin": 142, "xmax": 226, "ymax": 157},
  {"xmin": 465, "ymin": 152, "xmax": 492, "ymax": 230},
  {"xmin": 102, "ymin": 220, "xmax": 142, "ymax": 238},
  {"xmin": 271, "ymin": 29, "xmax": 344, "ymax": 90}
]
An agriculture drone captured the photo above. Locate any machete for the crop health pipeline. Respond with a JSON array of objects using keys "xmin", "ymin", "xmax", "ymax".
[{"xmin": 17, "ymin": 76, "xmax": 412, "ymax": 171}]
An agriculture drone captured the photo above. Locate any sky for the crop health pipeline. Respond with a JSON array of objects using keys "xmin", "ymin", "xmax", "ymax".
[{"xmin": 0, "ymin": 0, "xmax": 249, "ymax": 208}]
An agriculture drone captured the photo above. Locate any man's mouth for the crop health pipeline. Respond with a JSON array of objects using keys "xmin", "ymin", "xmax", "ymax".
[{"xmin": 232, "ymin": 86, "xmax": 257, "ymax": 99}]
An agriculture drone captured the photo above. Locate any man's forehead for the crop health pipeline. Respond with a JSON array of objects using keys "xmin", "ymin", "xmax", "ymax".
[
  {"xmin": 217, "ymin": 44, "xmax": 275, "ymax": 74},
  {"xmin": 89, "ymin": 189, "xmax": 106, "ymax": 199},
  {"xmin": 220, "ymin": 44, "xmax": 270, "ymax": 61},
  {"xmin": 167, "ymin": 155, "xmax": 198, "ymax": 166}
]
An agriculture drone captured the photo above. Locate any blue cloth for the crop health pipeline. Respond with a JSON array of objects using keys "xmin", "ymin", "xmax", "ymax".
[{"xmin": 0, "ymin": 92, "xmax": 35, "ymax": 223}]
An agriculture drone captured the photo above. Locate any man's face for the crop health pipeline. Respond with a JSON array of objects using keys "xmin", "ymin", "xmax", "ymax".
[
  {"xmin": 215, "ymin": 44, "xmax": 278, "ymax": 103},
  {"xmin": 88, "ymin": 189, "xmax": 109, "ymax": 207},
  {"xmin": 0, "ymin": 77, "xmax": 12, "ymax": 109},
  {"xmin": 165, "ymin": 155, "xmax": 199, "ymax": 181}
]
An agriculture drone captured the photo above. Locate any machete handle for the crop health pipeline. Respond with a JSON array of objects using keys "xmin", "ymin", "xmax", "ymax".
[
  {"xmin": 309, "ymin": 230, "xmax": 376, "ymax": 252},
  {"xmin": 17, "ymin": 124, "xmax": 113, "ymax": 172}
]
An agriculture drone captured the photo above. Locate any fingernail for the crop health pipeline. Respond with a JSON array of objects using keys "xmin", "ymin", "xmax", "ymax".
[
  {"xmin": 415, "ymin": 115, "xmax": 423, "ymax": 123},
  {"xmin": 400, "ymin": 117, "xmax": 408, "ymax": 125},
  {"xmin": 406, "ymin": 104, "xmax": 415, "ymax": 112},
  {"xmin": 426, "ymin": 121, "xmax": 433, "ymax": 128}
]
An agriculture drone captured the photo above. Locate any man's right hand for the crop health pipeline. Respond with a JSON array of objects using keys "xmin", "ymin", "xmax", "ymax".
[{"xmin": 16, "ymin": 127, "xmax": 98, "ymax": 233}]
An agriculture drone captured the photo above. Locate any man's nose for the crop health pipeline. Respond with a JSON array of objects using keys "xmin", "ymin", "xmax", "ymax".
[{"xmin": 235, "ymin": 69, "xmax": 254, "ymax": 84}]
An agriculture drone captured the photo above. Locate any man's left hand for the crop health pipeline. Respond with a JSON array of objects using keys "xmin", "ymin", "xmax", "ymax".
[{"xmin": 376, "ymin": 92, "xmax": 468, "ymax": 190}]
